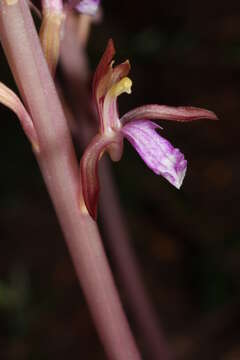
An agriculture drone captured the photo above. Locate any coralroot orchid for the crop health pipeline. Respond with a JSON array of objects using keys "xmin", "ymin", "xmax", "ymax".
[{"xmin": 80, "ymin": 39, "xmax": 218, "ymax": 219}]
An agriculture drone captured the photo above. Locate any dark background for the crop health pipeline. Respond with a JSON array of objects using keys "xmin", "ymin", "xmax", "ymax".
[{"xmin": 0, "ymin": 0, "xmax": 239, "ymax": 359}]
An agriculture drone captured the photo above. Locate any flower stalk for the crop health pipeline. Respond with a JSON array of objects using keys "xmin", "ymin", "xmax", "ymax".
[{"xmin": 0, "ymin": 0, "xmax": 141, "ymax": 358}]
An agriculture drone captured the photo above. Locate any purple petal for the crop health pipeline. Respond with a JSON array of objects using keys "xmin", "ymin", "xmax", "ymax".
[
  {"xmin": 121, "ymin": 104, "xmax": 218, "ymax": 125},
  {"xmin": 121, "ymin": 120, "xmax": 187, "ymax": 189},
  {"xmin": 75, "ymin": 0, "xmax": 100, "ymax": 15}
]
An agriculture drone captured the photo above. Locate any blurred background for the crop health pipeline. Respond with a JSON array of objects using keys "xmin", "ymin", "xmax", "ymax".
[{"xmin": 0, "ymin": 0, "xmax": 239, "ymax": 359}]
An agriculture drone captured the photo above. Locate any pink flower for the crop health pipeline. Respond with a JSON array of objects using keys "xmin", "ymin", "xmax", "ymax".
[{"xmin": 80, "ymin": 39, "xmax": 217, "ymax": 219}]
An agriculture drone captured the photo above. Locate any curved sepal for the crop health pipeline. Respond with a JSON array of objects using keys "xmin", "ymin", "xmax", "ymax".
[
  {"xmin": 121, "ymin": 105, "xmax": 218, "ymax": 125},
  {"xmin": 80, "ymin": 133, "xmax": 121, "ymax": 219},
  {"xmin": 0, "ymin": 82, "xmax": 39, "ymax": 150}
]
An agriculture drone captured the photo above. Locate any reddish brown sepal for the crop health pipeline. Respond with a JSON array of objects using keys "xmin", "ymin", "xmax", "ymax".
[
  {"xmin": 121, "ymin": 105, "xmax": 218, "ymax": 125},
  {"xmin": 92, "ymin": 39, "xmax": 115, "ymax": 99},
  {"xmin": 80, "ymin": 134, "xmax": 119, "ymax": 219}
]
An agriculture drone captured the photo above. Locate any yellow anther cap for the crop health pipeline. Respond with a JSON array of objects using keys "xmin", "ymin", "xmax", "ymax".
[{"xmin": 109, "ymin": 77, "xmax": 132, "ymax": 98}]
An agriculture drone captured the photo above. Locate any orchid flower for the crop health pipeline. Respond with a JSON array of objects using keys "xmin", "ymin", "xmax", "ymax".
[{"xmin": 80, "ymin": 39, "xmax": 217, "ymax": 220}]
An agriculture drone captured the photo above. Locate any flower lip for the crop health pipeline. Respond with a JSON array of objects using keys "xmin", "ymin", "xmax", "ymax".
[{"xmin": 121, "ymin": 119, "xmax": 187, "ymax": 189}]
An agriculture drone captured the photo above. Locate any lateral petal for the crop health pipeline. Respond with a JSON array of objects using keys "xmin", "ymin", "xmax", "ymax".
[
  {"xmin": 121, "ymin": 104, "xmax": 218, "ymax": 125},
  {"xmin": 121, "ymin": 120, "xmax": 187, "ymax": 189}
]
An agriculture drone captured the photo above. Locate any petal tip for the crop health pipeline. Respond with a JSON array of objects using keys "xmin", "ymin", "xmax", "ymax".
[
  {"xmin": 187, "ymin": 107, "xmax": 219, "ymax": 122},
  {"xmin": 174, "ymin": 166, "xmax": 187, "ymax": 189}
]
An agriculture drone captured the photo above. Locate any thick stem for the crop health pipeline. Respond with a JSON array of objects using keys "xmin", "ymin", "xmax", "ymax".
[{"xmin": 0, "ymin": 1, "xmax": 141, "ymax": 359}]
